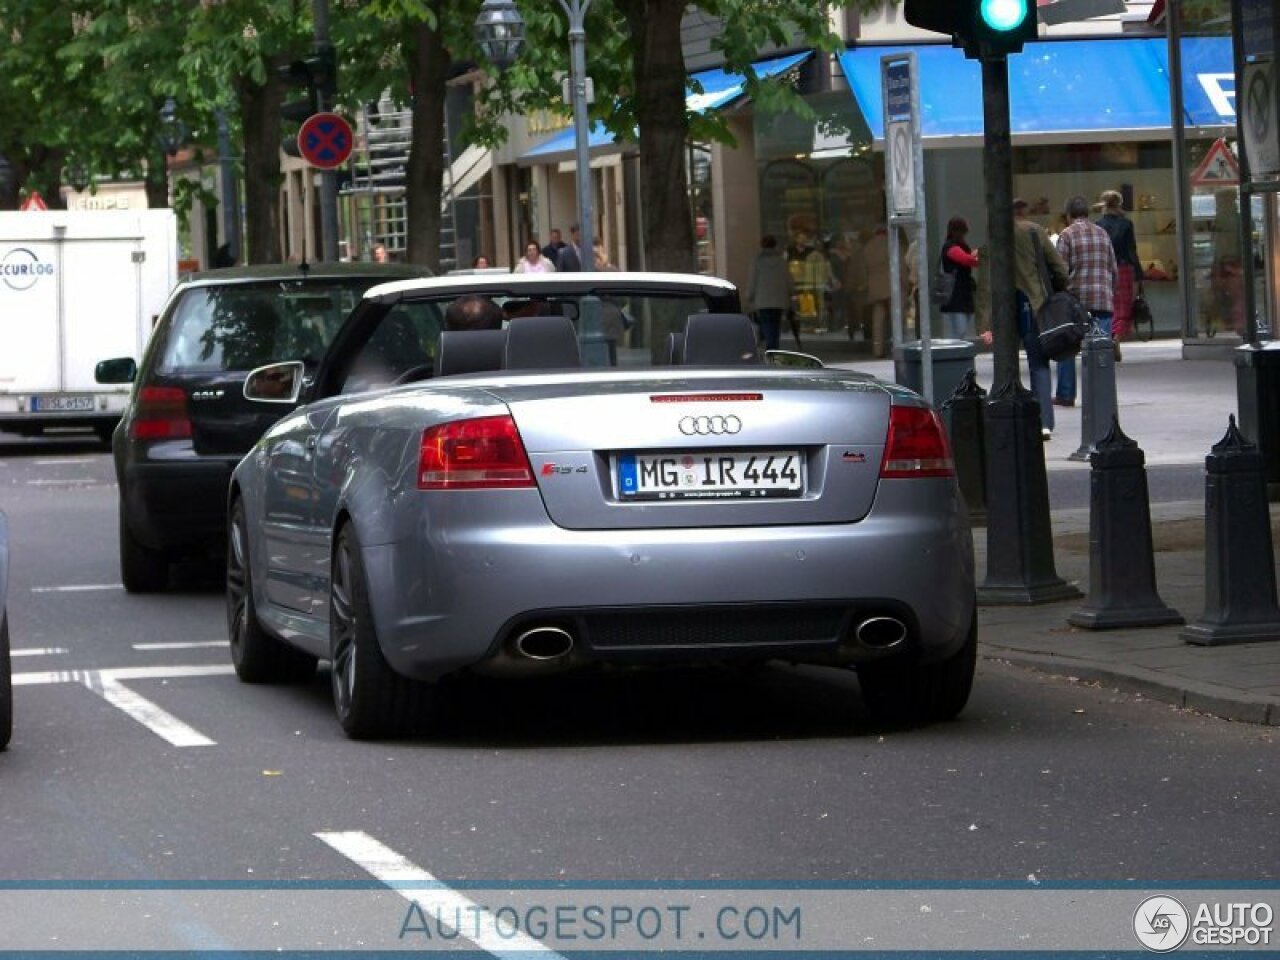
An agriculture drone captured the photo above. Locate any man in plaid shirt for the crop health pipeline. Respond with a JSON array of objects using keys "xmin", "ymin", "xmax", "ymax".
[{"xmin": 1053, "ymin": 195, "xmax": 1117, "ymax": 406}]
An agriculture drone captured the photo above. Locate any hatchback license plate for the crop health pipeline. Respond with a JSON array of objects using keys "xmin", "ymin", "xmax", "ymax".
[
  {"xmin": 617, "ymin": 450, "xmax": 803, "ymax": 500},
  {"xmin": 32, "ymin": 394, "xmax": 94, "ymax": 412}
]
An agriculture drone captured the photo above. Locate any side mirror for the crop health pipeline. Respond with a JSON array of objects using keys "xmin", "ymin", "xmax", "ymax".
[
  {"xmin": 95, "ymin": 357, "xmax": 137, "ymax": 384},
  {"xmin": 244, "ymin": 361, "xmax": 305, "ymax": 404},
  {"xmin": 765, "ymin": 349, "xmax": 824, "ymax": 369}
]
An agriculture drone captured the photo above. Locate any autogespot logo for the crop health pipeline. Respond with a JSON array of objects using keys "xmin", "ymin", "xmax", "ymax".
[
  {"xmin": 1134, "ymin": 895, "xmax": 1191, "ymax": 952},
  {"xmin": 1, "ymin": 247, "xmax": 54, "ymax": 291},
  {"xmin": 678, "ymin": 415, "xmax": 741, "ymax": 436}
]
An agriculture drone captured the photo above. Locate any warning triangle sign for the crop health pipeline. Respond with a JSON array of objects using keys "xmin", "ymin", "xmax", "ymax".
[
  {"xmin": 19, "ymin": 190, "xmax": 48, "ymax": 211},
  {"xmin": 1189, "ymin": 138, "xmax": 1240, "ymax": 187}
]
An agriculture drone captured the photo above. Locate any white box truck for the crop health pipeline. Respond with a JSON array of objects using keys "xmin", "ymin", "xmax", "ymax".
[{"xmin": 0, "ymin": 209, "xmax": 178, "ymax": 440}]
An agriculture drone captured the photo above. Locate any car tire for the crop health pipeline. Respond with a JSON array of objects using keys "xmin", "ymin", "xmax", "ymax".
[
  {"xmin": 226, "ymin": 499, "xmax": 316, "ymax": 684},
  {"xmin": 329, "ymin": 522, "xmax": 421, "ymax": 740},
  {"xmin": 119, "ymin": 505, "xmax": 169, "ymax": 594},
  {"xmin": 0, "ymin": 614, "xmax": 12, "ymax": 750},
  {"xmin": 858, "ymin": 611, "xmax": 977, "ymax": 725}
]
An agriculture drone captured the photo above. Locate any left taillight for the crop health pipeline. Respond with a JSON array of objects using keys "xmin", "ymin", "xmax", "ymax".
[
  {"xmin": 128, "ymin": 386, "xmax": 192, "ymax": 441},
  {"xmin": 879, "ymin": 405, "xmax": 954, "ymax": 479},
  {"xmin": 418, "ymin": 415, "xmax": 535, "ymax": 490}
]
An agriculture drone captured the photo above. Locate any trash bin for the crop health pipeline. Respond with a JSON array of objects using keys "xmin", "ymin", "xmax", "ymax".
[{"xmin": 895, "ymin": 338, "xmax": 977, "ymax": 407}]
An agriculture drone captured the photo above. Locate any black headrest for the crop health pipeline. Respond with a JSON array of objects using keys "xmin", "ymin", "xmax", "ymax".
[
  {"xmin": 503, "ymin": 315, "xmax": 581, "ymax": 370},
  {"xmin": 663, "ymin": 331, "xmax": 685, "ymax": 365},
  {"xmin": 436, "ymin": 330, "xmax": 507, "ymax": 377},
  {"xmin": 682, "ymin": 313, "xmax": 761, "ymax": 365}
]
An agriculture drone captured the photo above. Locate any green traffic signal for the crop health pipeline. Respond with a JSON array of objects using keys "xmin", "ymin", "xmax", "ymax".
[{"xmin": 980, "ymin": 0, "xmax": 1029, "ymax": 31}]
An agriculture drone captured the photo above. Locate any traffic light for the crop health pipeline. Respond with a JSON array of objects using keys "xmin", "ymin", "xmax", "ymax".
[
  {"xmin": 905, "ymin": 0, "xmax": 1037, "ymax": 59},
  {"xmin": 278, "ymin": 47, "xmax": 337, "ymax": 156}
]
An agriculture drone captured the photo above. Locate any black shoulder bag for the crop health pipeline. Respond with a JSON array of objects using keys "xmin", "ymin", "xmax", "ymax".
[{"xmin": 1032, "ymin": 230, "xmax": 1091, "ymax": 361}]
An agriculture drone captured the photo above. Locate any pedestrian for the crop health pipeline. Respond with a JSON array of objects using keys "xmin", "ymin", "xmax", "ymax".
[
  {"xmin": 1055, "ymin": 194, "xmax": 1117, "ymax": 406},
  {"xmin": 512, "ymin": 240, "xmax": 556, "ymax": 274},
  {"xmin": 938, "ymin": 216, "xmax": 980, "ymax": 340},
  {"xmin": 473, "ymin": 254, "xmax": 492, "ymax": 269},
  {"xmin": 556, "ymin": 224, "xmax": 583, "ymax": 272},
  {"xmin": 541, "ymin": 228, "xmax": 565, "ymax": 263},
  {"xmin": 372, "ymin": 243, "xmax": 389, "ymax": 263},
  {"xmin": 1095, "ymin": 189, "xmax": 1142, "ymax": 353},
  {"xmin": 1013, "ymin": 197, "xmax": 1069, "ymax": 439},
  {"xmin": 863, "ymin": 225, "xmax": 891, "ymax": 357},
  {"xmin": 746, "ymin": 235, "xmax": 794, "ymax": 352}
]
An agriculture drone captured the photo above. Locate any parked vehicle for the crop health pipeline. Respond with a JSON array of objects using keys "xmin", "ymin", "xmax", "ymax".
[
  {"xmin": 97, "ymin": 262, "xmax": 430, "ymax": 593},
  {"xmin": 1, "ymin": 510, "xmax": 12, "ymax": 750},
  {"xmin": 227, "ymin": 273, "xmax": 976, "ymax": 738},
  {"xmin": 0, "ymin": 210, "xmax": 178, "ymax": 441}
]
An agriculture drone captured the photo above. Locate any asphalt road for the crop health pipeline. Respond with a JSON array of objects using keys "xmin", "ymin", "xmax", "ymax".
[{"xmin": 0, "ymin": 436, "xmax": 1274, "ymax": 896}]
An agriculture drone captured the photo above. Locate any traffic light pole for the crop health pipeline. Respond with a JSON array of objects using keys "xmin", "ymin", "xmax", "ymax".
[
  {"xmin": 977, "ymin": 53, "xmax": 1078, "ymax": 605},
  {"xmin": 313, "ymin": 0, "xmax": 339, "ymax": 263}
]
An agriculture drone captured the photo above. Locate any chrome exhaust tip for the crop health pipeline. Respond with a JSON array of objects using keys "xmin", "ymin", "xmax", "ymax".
[
  {"xmin": 855, "ymin": 616, "xmax": 908, "ymax": 650},
  {"xmin": 513, "ymin": 625, "xmax": 575, "ymax": 661}
]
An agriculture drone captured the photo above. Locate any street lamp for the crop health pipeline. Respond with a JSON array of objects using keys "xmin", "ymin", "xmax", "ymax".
[
  {"xmin": 473, "ymin": 0, "xmax": 526, "ymax": 71},
  {"xmin": 156, "ymin": 97, "xmax": 188, "ymax": 156},
  {"xmin": 65, "ymin": 160, "xmax": 90, "ymax": 193}
]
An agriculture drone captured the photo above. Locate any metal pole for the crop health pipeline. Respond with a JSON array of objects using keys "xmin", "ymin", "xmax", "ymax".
[
  {"xmin": 216, "ymin": 109, "xmax": 241, "ymax": 262},
  {"xmin": 313, "ymin": 0, "xmax": 339, "ymax": 262},
  {"xmin": 561, "ymin": 0, "xmax": 594, "ymax": 270},
  {"xmin": 1167, "ymin": 0, "xmax": 1196, "ymax": 343},
  {"xmin": 983, "ymin": 56, "xmax": 1019, "ymax": 392}
]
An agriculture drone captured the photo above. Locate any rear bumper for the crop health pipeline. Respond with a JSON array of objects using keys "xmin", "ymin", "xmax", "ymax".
[
  {"xmin": 360, "ymin": 482, "xmax": 975, "ymax": 680},
  {"xmin": 121, "ymin": 459, "xmax": 238, "ymax": 553}
]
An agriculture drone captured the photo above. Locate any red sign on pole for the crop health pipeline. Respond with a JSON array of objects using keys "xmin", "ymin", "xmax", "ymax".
[
  {"xmin": 19, "ymin": 191, "xmax": 48, "ymax": 211},
  {"xmin": 1189, "ymin": 138, "xmax": 1241, "ymax": 187},
  {"xmin": 297, "ymin": 112, "xmax": 354, "ymax": 170}
]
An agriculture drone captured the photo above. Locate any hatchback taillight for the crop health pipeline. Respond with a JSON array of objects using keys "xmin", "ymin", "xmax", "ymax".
[
  {"xmin": 418, "ymin": 415, "xmax": 535, "ymax": 490},
  {"xmin": 128, "ymin": 386, "xmax": 192, "ymax": 441},
  {"xmin": 880, "ymin": 405, "xmax": 954, "ymax": 479}
]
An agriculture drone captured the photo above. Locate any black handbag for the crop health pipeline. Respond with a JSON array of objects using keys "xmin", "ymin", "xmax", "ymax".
[
  {"xmin": 1031, "ymin": 229, "xmax": 1091, "ymax": 360},
  {"xmin": 1131, "ymin": 290, "xmax": 1154, "ymax": 340},
  {"xmin": 929, "ymin": 255, "xmax": 956, "ymax": 307}
]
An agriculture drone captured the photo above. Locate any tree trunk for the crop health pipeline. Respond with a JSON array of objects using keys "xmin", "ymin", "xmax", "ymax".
[
  {"xmin": 620, "ymin": 0, "xmax": 696, "ymax": 275},
  {"xmin": 405, "ymin": 12, "xmax": 449, "ymax": 272},
  {"xmin": 238, "ymin": 68, "xmax": 285, "ymax": 265},
  {"xmin": 145, "ymin": 152, "xmax": 170, "ymax": 209}
]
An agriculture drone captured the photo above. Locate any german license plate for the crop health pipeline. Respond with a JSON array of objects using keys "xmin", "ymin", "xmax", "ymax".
[
  {"xmin": 616, "ymin": 450, "xmax": 803, "ymax": 500},
  {"xmin": 31, "ymin": 394, "xmax": 94, "ymax": 412}
]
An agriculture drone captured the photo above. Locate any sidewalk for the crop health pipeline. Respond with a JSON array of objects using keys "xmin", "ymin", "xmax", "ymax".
[{"xmin": 823, "ymin": 336, "xmax": 1280, "ymax": 725}]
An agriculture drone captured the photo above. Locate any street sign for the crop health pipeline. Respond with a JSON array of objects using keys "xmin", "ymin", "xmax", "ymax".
[
  {"xmin": 881, "ymin": 56, "xmax": 920, "ymax": 217},
  {"xmin": 1241, "ymin": 60, "xmax": 1279, "ymax": 177},
  {"xmin": 887, "ymin": 122, "xmax": 916, "ymax": 216},
  {"xmin": 1188, "ymin": 137, "xmax": 1241, "ymax": 186},
  {"xmin": 19, "ymin": 191, "xmax": 48, "ymax": 211},
  {"xmin": 297, "ymin": 112, "xmax": 353, "ymax": 170}
]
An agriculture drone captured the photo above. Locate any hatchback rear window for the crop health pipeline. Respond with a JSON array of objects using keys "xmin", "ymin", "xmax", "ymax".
[{"xmin": 158, "ymin": 279, "xmax": 380, "ymax": 374}]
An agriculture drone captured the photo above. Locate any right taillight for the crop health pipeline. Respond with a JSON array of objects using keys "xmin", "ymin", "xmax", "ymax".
[
  {"xmin": 128, "ymin": 386, "xmax": 192, "ymax": 441},
  {"xmin": 418, "ymin": 415, "xmax": 535, "ymax": 490},
  {"xmin": 879, "ymin": 405, "xmax": 954, "ymax": 479}
]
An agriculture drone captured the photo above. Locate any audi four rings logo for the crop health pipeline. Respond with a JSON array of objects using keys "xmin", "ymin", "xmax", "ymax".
[{"xmin": 678, "ymin": 415, "xmax": 741, "ymax": 436}]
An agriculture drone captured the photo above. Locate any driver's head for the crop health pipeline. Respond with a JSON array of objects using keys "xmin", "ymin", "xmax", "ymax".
[{"xmin": 444, "ymin": 295, "xmax": 504, "ymax": 331}]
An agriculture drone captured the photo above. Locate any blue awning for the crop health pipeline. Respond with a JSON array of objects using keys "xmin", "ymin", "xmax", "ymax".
[
  {"xmin": 521, "ymin": 50, "xmax": 813, "ymax": 162},
  {"xmin": 837, "ymin": 36, "xmax": 1233, "ymax": 140}
]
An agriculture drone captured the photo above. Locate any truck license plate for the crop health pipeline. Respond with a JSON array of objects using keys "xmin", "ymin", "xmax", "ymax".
[{"xmin": 32, "ymin": 395, "xmax": 95, "ymax": 412}]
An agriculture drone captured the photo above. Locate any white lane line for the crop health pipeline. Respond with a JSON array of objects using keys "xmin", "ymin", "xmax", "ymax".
[
  {"xmin": 132, "ymin": 641, "xmax": 228, "ymax": 651},
  {"xmin": 10, "ymin": 647, "xmax": 68, "ymax": 657},
  {"xmin": 34, "ymin": 458, "xmax": 95, "ymax": 466},
  {"xmin": 31, "ymin": 583, "xmax": 122, "ymax": 593},
  {"xmin": 12, "ymin": 664, "xmax": 235, "ymax": 747},
  {"xmin": 315, "ymin": 831, "xmax": 564, "ymax": 960},
  {"xmin": 26, "ymin": 478, "xmax": 97, "ymax": 487}
]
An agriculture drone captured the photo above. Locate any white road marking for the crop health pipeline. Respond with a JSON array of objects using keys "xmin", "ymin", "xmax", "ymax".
[
  {"xmin": 12, "ymin": 664, "xmax": 235, "ymax": 747},
  {"xmin": 314, "ymin": 831, "xmax": 564, "ymax": 960},
  {"xmin": 34, "ymin": 458, "xmax": 95, "ymax": 466},
  {"xmin": 26, "ymin": 478, "xmax": 97, "ymax": 487},
  {"xmin": 31, "ymin": 583, "xmax": 122, "ymax": 593},
  {"xmin": 10, "ymin": 647, "xmax": 68, "ymax": 657},
  {"xmin": 132, "ymin": 641, "xmax": 229, "ymax": 651}
]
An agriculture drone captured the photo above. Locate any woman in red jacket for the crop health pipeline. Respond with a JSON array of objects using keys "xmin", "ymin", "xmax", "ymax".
[{"xmin": 939, "ymin": 217, "xmax": 980, "ymax": 339}]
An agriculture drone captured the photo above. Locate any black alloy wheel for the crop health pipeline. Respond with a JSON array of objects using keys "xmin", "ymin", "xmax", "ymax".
[{"xmin": 226, "ymin": 499, "xmax": 315, "ymax": 683}]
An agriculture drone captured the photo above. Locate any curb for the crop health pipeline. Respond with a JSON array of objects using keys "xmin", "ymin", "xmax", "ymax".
[{"xmin": 980, "ymin": 645, "xmax": 1280, "ymax": 726}]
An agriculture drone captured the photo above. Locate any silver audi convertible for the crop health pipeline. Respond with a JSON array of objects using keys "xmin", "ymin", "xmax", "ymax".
[{"xmin": 227, "ymin": 273, "xmax": 976, "ymax": 738}]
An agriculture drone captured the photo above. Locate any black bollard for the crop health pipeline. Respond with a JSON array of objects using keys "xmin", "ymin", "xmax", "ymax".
[
  {"xmin": 978, "ymin": 380, "xmax": 1081, "ymax": 605},
  {"xmin": 941, "ymin": 368, "xmax": 987, "ymax": 523},
  {"xmin": 1182, "ymin": 415, "xmax": 1280, "ymax": 646},
  {"xmin": 1067, "ymin": 416, "xmax": 1182, "ymax": 629},
  {"xmin": 1069, "ymin": 329, "xmax": 1118, "ymax": 463}
]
